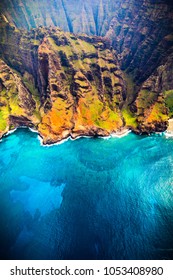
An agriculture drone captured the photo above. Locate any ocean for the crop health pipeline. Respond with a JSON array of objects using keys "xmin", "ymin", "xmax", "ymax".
[{"xmin": 0, "ymin": 128, "xmax": 173, "ymax": 260}]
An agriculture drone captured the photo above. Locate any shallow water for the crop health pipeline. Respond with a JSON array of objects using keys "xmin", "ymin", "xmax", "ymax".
[{"xmin": 0, "ymin": 129, "xmax": 173, "ymax": 260}]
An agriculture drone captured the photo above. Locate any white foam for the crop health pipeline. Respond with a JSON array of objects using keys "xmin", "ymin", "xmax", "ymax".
[
  {"xmin": 164, "ymin": 131, "xmax": 173, "ymax": 138},
  {"xmin": 71, "ymin": 135, "xmax": 92, "ymax": 140},
  {"xmin": 111, "ymin": 129, "xmax": 131, "ymax": 138},
  {"xmin": 5, "ymin": 128, "xmax": 17, "ymax": 136},
  {"xmin": 38, "ymin": 134, "xmax": 94, "ymax": 147},
  {"xmin": 39, "ymin": 136, "xmax": 71, "ymax": 147},
  {"xmin": 28, "ymin": 127, "xmax": 38, "ymax": 134}
]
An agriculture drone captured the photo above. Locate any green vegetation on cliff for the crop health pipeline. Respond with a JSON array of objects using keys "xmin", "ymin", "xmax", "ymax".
[
  {"xmin": 0, "ymin": 17, "xmax": 126, "ymax": 142},
  {"xmin": 0, "ymin": 12, "xmax": 172, "ymax": 143},
  {"xmin": 165, "ymin": 90, "xmax": 173, "ymax": 117}
]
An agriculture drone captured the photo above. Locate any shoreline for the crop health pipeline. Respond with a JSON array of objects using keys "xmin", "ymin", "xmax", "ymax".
[
  {"xmin": 1, "ymin": 126, "xmax": 132, "ymax": 146},
  {"xmin": 1, "ymin": 122, "xmax": 173, "ymax": 146},
  {"xmin": 111, "ymin": 129, "xmax": 131, "ymax": 138},
  {"xmin": 38, "ymin": 128, "xmax": 132, "ymax": 147}
]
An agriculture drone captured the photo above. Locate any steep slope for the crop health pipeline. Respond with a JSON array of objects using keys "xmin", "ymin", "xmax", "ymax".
[
  {"xmin": 0, "ymin": 59, "xmax": 40, "ymax": 138},
  {"xmin": 0, "ymin": 16, "xmax": 127, "ymax": 143},
  {"xmin": 133, "ymin": 54, "xmax": 173, "ymax": 133},
  {"xmin": 0, "ymin": 0, "xmax": 113, "ymax": 34},
  {"xmin": 0, "ymin": 1, "xmax": 173, "ymax": 143},
  {"xmin": 1, "ymin": 0, "xmax": 173, "ymax": 83}
]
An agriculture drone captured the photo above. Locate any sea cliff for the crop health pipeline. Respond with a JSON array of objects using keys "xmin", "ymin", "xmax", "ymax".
[{"xmin": 0, "ymin": 0, "xmax": 173, "ymax": 144}]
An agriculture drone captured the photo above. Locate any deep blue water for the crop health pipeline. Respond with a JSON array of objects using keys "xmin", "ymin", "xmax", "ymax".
[{"xmin": 0, "ymin": 129, "xmax": 173, "ymax": 260}]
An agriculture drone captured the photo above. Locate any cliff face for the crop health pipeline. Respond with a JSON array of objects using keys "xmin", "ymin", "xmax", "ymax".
[
  {"xmin": 0, "ymin": 16, "xmax": 127, "ymax": 143},
  {"xmin": 132, "ymin": 53, "xmax": 173, "ymax": 133},
  {"xmin": 0, "ymin": 1, "xmax": 173, "ymax": 143},
  {"xmin": 1, "ymin": 0, "xmax": 173, "ymax": 83},
  {"xmin": 0, "ymin": 0, "xmax": 117, "ymax": 33}
]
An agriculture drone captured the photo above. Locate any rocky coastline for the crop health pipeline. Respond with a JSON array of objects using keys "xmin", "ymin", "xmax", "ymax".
[
  {"xmin": 1, "ymin": 122, "xmax": 170, "ymax": 146},
  {"xmin": 0, "ymin": 1, "xmax": 173, "ymax": 145}
]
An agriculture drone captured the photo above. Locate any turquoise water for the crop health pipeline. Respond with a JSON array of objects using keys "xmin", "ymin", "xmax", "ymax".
[{"xmin": 0, "ymin": 129, "xmax": 173, "ymax": 260}]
